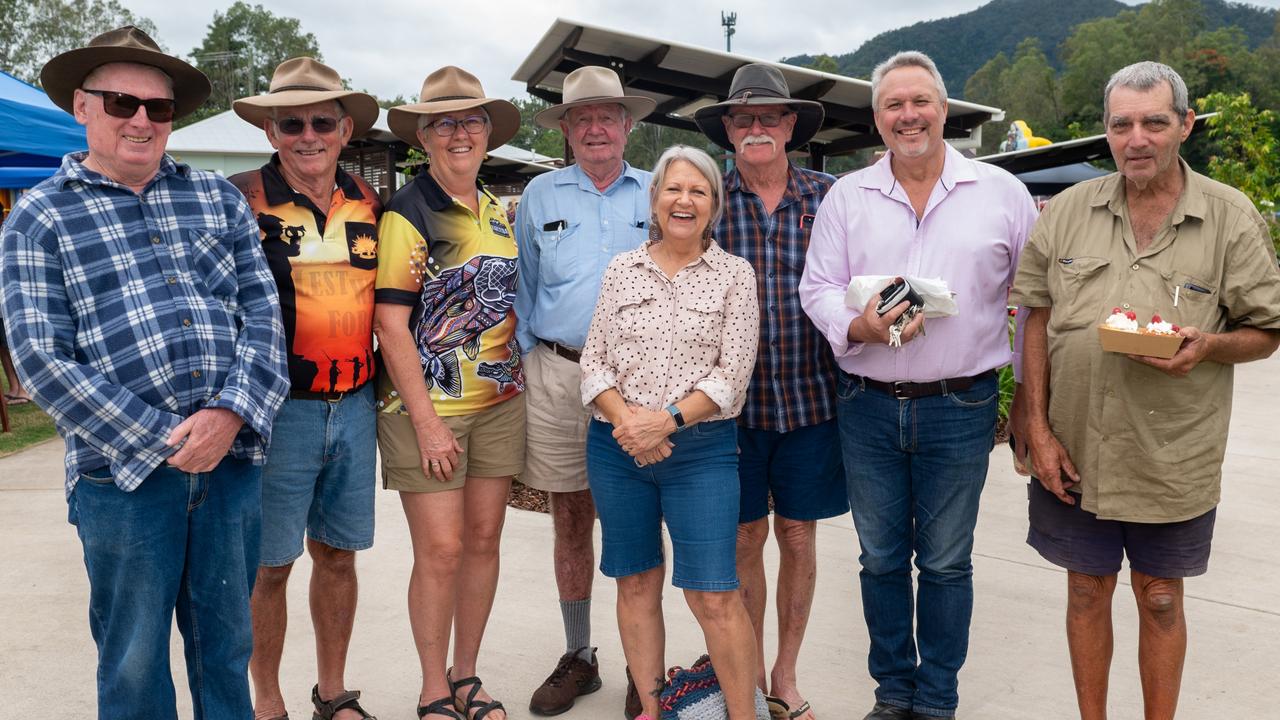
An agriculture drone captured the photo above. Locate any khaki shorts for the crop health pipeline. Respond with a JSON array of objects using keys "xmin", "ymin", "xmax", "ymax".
[
  {"xmin": 521, "ymin": 343, "xmax": 590, "ymax": 493},
  {"xmin": 378, "ymin": 394, "xmax": 526, "ymax": 493}
]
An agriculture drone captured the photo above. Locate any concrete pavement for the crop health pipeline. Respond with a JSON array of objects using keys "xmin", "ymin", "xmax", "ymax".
[{"xmin": 2, "ymin": 354, "xmax": 1278, "ymax": 718}]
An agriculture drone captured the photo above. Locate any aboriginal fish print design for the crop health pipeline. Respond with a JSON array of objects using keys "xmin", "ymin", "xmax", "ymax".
[{"xmin": 414, "ymin": 255, "xmax": 518, "ymax": 398}]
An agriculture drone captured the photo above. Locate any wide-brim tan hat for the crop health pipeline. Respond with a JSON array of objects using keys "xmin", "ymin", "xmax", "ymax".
[
  {"xmin": 533, "ymin": 66, "xmax": 656, "ymax": 129},
  {"xmin": 694, "ymin": 63, "xmax": 824, "ymax": 153},
  {"xmin": 234, "ymin": 57, "xmax": 379, "ymax": 137},
  {"xmin": 388, "ymin": 66, "xmax": 519, "ymax": 151},
  {"xmin": 41, "ymin": 25, "xmax": 211, "ymax": 119}
]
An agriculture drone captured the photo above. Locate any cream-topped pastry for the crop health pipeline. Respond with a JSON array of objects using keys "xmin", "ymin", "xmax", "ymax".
[
  {"xmin": 1104, "ymin": 308, "xmax": 1138, "ymax": 331},
  {"xmin": 1144, "ymin": 314, "xmax": 1177, "ymax": 335}
]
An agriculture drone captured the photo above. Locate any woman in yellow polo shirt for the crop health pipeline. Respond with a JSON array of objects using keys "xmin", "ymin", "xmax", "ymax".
[{"xmin": 375, "ymin": 66, "xmax": 524, "ymax": 720}]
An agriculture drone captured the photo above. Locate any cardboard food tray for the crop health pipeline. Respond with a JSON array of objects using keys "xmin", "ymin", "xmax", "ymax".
[{"xmin": 1097, "ymin": 325, "xmax": 1183, "ymax": 359}]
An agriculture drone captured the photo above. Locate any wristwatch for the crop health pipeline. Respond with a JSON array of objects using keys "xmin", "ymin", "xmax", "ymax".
[{"xmin": 665, "ymin": 404, "xmax": 687, "ymax": 432}]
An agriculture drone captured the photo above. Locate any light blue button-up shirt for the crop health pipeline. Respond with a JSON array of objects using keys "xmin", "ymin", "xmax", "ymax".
[{"xmin": 515, "ymin": 162, "xmax": 652, "ymax": 352}]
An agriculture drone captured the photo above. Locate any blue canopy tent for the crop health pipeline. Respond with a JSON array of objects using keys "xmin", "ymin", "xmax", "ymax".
[{"xmin": 0, "ymin": 69, "xmax": 86, "ymax": 188}]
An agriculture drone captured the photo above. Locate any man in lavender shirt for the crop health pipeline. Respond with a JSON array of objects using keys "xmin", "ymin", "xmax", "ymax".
[{"xmin": 799, "ymin": 51, "xmax": 1037, "ymax": 720}]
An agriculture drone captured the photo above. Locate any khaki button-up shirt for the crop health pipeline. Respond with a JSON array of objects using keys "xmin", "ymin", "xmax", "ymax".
[
  {"xmin": 1011, "ymin": 162, "xmax": 1280, "ymax": 522},
  {"xmin": 581, "ymin": 241, "xmax": 760, "ymax": 422}
]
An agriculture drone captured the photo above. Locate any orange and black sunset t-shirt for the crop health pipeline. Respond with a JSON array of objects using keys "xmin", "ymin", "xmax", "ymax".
[{"xmin": 230, "ymin": 156, "xmax": 381, "ymax": 394}]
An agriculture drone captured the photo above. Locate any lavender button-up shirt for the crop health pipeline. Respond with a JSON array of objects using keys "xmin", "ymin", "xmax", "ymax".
[{"xmin": 799, "ymin": 145, "xmax": 1038, "ymax": 382}]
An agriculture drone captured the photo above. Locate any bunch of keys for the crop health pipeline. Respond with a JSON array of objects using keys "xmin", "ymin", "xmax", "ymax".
[
  {"xmin": 875, "ymin": 277, "xmax": 926, "ymax": 349},
  {"xmin": 888, "ymin": 305, "xmax": 924, "ymax": 347}
]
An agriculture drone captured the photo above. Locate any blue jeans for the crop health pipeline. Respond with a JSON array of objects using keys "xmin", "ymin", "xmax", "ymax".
[
  {"xmin": 586, "ymin": 418, "xmax": 740, "ymax": 591},
  {"xmin": 259, "ymin": 385, "xmax": 377, "ymax": 566},
  {"xmin": 69, "ymin": 458, "xmax": 262, "ymax": 720},
  {"xmin": 836, "ymin": 372, "xmax": 998, "ymax": 718}
]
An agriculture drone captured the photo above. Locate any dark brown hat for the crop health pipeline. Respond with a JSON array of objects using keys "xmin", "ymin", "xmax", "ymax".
[
  {"xmin": 234, "ymin": 57, "xmax": 379, "ymax": 137},
  {"xmin": 40, "ymin": 25, "xmax": 211, "ymax": 120},
  {"xmin": 694, "ymin": 63, "xmax": 824, "ymax": 152}
]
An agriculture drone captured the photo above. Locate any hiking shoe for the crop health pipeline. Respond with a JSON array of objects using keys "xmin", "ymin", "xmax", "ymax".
[{"xmin": 529, "ymin": 647, "xmax": 602, "ymax": 716}]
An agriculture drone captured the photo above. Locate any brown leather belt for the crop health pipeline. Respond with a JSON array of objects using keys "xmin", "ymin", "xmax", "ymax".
[
  {"xmin": 844, "ymin": 370, "xmax": 996, "ymax": 400},
  {"xmin": 539, "ymin": 338, "xmax": 581, "ymax": 363}
]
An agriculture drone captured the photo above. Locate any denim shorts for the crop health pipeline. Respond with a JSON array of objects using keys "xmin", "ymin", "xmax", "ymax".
[
  {"xmin": 586, "ymin": 418, "xmax": 741, "ymax": 591},
  {"xmin": 1027, "ymin": 479, "xmax": 1216, "ymax": 578},
  {"xmin": 259, "ymin": 383, "xmax": 377, "ymax": 566},
  {"xmin": 737, "ymin": 419, "xmax": 848, "ymax": 523}
]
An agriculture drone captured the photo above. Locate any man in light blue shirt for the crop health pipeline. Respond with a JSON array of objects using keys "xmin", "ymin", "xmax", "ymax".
[{"xmin": 515, "ymin": 66, "xmax": 655, "ymax": 718}]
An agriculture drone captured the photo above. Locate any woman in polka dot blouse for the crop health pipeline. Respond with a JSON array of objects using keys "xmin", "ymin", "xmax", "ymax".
[{"xmin": 579, "ymin": 145, "xmax": 761, "ymax": 720}]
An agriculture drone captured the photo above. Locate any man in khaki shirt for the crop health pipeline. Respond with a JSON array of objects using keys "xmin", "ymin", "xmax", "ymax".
[{"xmin": 1011, "ymin": 61, "xmax": 1280, "ymax": 720}]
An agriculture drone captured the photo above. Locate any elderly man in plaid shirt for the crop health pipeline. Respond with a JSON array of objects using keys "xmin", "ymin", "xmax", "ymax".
[
  {"xmin": 0, "ymin": 28, "xmax": 288, "ymax": 719},
  {"xmin": 693, "ymin": 64, "xmax": 846, "ymax": 720}
]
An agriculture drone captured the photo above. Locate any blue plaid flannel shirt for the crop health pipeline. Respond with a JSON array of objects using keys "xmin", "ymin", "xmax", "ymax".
[
  {"xmin": 0, "ymin": 152, "xmax": 289, "ymax": 497},
  {"xmin": 717, "ymin": 164, "xmax": 839, "ymax": 432}
]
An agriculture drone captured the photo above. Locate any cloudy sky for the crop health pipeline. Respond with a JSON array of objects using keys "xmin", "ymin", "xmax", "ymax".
[{"xmin": 120, "ymin": 0, "xmax": 1280, "ymax": 101}]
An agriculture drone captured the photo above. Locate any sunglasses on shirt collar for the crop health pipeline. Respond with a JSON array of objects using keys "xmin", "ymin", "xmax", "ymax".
[
  {"xmin": 81, "ymin": 89, "xmax": 176, "ymax": 123},
  {"xmin": 274, "ymin": 115, "xmax": 341, "ymax": 136}
]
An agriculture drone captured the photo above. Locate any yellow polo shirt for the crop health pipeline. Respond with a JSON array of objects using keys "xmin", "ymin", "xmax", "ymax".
[{"xmin": 375, "ymin": 171, "xmax": 522, "ymax": 417}]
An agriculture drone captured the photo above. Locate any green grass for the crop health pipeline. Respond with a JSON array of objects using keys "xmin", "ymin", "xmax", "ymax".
[{"xmin": 0, "ymin": 369, "xmax": 58, "ymax": 457}]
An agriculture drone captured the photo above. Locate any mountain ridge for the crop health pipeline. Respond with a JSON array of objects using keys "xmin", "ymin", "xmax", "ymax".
[{"xmin": 782, "ymin": 0, "xmax": 1277, "ymax": 98}]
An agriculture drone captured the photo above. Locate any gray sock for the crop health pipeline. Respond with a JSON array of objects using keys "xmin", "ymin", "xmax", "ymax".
[{"xmin": 560, "ymin": 598, "xmax": 592, "ymax": 660}]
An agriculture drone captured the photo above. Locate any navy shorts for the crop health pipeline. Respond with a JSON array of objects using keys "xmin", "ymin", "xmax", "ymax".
[
  {"xmin": 1027, "ymin": 479, "xmax": 1215, "ymax": 578},
  {"xmin": 737, "ymin": 419, "xmax": 848, "ymax": 524}
]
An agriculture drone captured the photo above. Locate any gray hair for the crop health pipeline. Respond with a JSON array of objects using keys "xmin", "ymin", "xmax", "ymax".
[
  {"xmin": 649, "ymin": 145, "xmax": 725, "ymax": 250},
  {"xmin": 870, "ymin": 51, "xmax": 947, "ymax": 109},
  {"xmin": 1104, "ymin": 61, "xmax": 1189, "ymax": 118},
  {"xmin": 418, "ymin": 106, "xmax": 490, "ymax": 132}
]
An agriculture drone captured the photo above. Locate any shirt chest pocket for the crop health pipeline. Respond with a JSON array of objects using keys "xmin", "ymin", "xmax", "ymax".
[
  {"xmin": 678, "ymin": 293, "xmax": 726, "ymax": 347},
  {"xmin": 1049, "ymin": 256, "xmax": 1111, "ymax": 331},
  {"xmin": 538, "ymin": 222, "xmax": 582, "ymax": 287},
  {"xmin": 613, "ymin": 288, "xmax": 661, "ymax": 343},
  {"xmin": 184, "ymin": 228, "xmax": 239, "ymax": 299},
  {"xmin": 1164, "ymin": 271, "xmax": 1221, "ymax": 331}
]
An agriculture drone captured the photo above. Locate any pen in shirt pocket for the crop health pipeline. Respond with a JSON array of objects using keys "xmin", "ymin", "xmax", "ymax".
[{"xmin": 1171, "ymin": 281, "xmax": 1211, "ymax": 307}]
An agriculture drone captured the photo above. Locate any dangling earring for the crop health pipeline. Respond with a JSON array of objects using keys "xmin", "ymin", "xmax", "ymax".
[{"xmin": 648, "ymin": 214, "xmax": 662, "ymax": 243}]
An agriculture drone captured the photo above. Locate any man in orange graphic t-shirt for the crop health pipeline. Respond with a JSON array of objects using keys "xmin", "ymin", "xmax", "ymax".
[{"xmin": 229, "ymin": 58, "xmax": 382, "ymax": 720}]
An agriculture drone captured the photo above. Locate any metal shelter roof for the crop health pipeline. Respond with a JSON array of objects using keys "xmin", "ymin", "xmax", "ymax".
[{"xmin": 512, "ymin": 18, "xmax": 1004, "ymax": 161}]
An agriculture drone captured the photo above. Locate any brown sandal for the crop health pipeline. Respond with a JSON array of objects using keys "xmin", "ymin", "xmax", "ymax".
[{"xmin": 311, "ymin": 684, "xmax": 376, "ymax": 719}]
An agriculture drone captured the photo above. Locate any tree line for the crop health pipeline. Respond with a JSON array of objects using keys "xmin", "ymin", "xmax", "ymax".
[
  {"xmin": 2, "ymin": 0, "xmax": 1274, "ymax": 250},
  {"xmin": 961, "ymin": 0, "xmax": 1278, "ymax": 248}
]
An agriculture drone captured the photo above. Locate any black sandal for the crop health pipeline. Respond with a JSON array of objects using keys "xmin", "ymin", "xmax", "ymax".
[
  {"xmin": 417, "ymin": 696, "xmax": 462, "ymax": 719},
  {"xmin": 311, "ymin": 684, "xmax": 376, "ymax": 719},
  {"xmin": 448, "ymin": 669, "xmax": 506, "ymax": 720}
]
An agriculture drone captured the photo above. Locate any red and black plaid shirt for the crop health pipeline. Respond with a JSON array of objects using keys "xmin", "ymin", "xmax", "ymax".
[{"xmin": 717, "ymin": 164, "xmax": 838, "ymax": 432}]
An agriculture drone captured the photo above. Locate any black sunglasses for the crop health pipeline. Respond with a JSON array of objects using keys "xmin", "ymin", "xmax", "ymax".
[
  {"xmin": 81, "ymin": 89, "xmax": 176, "ymax": 123},
  {"xmin": 274, "ymin": 115, "xmax": 341, "ymax": 136},
  {"xmin": 726, "ymin": 111, "xmax": 792, "ymax": 129}
]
